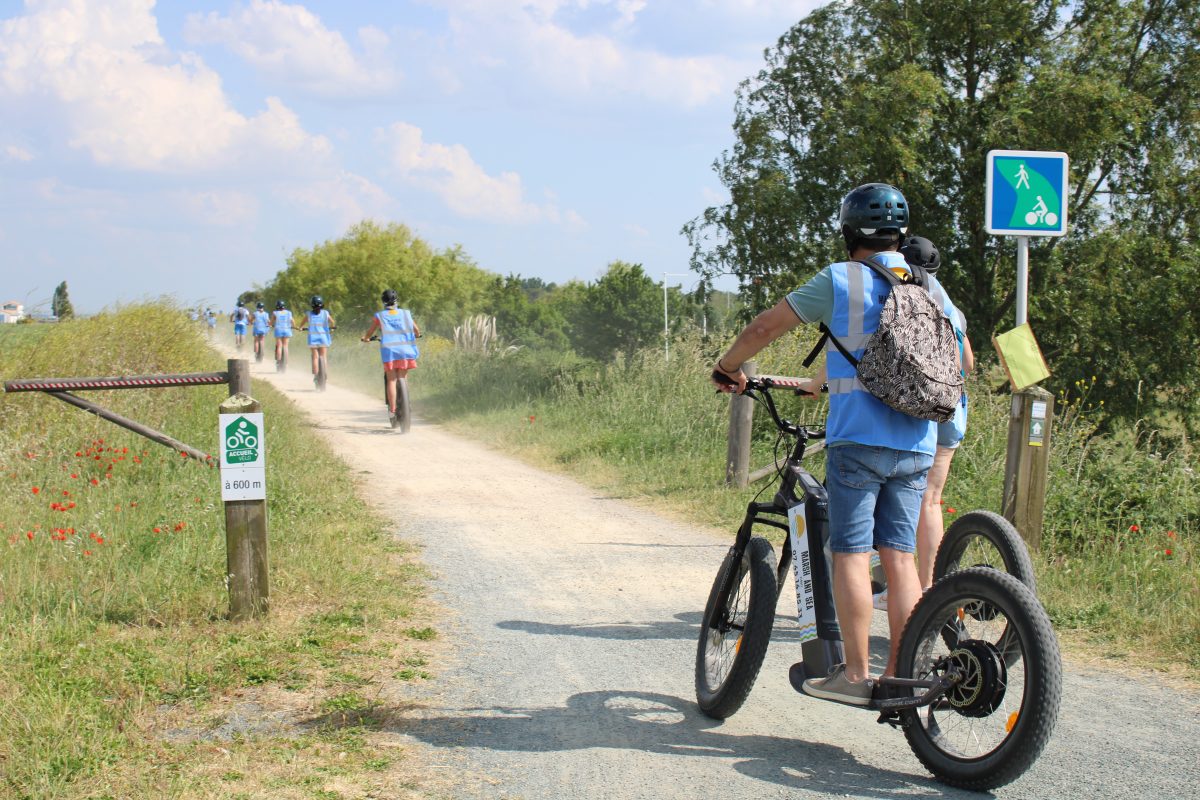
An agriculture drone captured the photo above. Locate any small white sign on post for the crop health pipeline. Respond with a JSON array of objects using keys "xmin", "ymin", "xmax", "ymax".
[{"xmin": 219, "ymin": 412, "xmax": 266, "ymax": 501}]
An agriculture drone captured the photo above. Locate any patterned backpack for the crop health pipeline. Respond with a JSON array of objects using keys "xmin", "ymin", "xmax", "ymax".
[{"xmin": 805, "ymin": 258, "xmax": 963, "ymax": 422}]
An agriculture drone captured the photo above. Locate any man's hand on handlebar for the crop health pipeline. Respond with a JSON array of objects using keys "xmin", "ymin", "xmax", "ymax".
[{"xmin": 712, "ymin": 359, "xmax": 747, "ymax": 394}]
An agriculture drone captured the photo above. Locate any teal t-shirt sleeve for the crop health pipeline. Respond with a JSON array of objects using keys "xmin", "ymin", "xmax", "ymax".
[{"xmin": 785, "ymin": 267, "xmax": 834, "ymax": 326}]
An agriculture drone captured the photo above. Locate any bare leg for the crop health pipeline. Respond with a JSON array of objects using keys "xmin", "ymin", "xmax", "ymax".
[
  {"xmin": 384, "ymin": 369, "xmax": 399, "ymax": 414},
  {"xmin": 310, "ymin": 347, "xmax": 320, "ymax": 375},
  {"xmin": 831, "ymin": 552, "xmax": 873, "ymax": 682},
  {"xmin": 916, "ymin": 446, "xmax": 957, "ymax": 589},
  {"xmin": 878, "ymin": 547, "xmax": 921, "ymax": 676}
]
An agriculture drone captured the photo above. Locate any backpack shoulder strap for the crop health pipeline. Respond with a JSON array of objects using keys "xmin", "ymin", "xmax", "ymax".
[{"xmin": 804, "ymin": 322, "xmax": 860, "ymax": 368}]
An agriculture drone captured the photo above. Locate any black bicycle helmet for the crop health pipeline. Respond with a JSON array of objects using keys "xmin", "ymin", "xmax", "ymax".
[
  {"xmin": 275, "ymin": 300, "xmax": 286, "ymax": 310},
  {"xmin": 236, "ymin": 299, "xmax": 244, "ymax": 307},
  {"xmin": 381, "ymin": 289, "xmax": 398, "ymax": 306},
  {"xmin": 255, "ymin": 301, "xmax": 265, "ymax": 310},
  {"xmin": 838, "ymin": 183, "xmax": 909, "ymax": 243},
  {"xmin": 310, "ymin": 295, "xmax": 323, "ymax": 310},
  {"xmin": 900, "ymin": 235, "xmax": 941, "ymax": 274}
]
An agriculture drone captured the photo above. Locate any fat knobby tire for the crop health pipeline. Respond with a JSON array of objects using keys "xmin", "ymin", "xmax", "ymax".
[
  {"xmin": 898, "ymin": 568, "xmax": 1061, "ymax": 790},
  {"xmin": 695, "ymin": 536, "xmax": 777, "ymax": 719},
  {"xmin": 933, "ymin": 510, "xmax": 1037, "ymax": 592},
  {"xmin": 398, "ymin": 377, "xmax": 412, "ymax": 434}
]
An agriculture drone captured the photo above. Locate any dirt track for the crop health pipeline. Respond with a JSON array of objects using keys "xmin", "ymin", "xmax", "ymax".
[{"xmin": 245, "ymin": 354, "xmax": 1199, "ymax": 800}]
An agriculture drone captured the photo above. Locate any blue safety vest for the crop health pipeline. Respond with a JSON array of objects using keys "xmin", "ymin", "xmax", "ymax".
[
  {"xmin": 824, "ymin": 252, "xmax": 957, "ymax": 455},
  {"xmin": 252, "ymin": 310, "xmax": 270, "ymax": 335},
  {"xmin": 307, "ymin": 309, "xmax": 332, "ymax": 347},
  {"xmin": 273, "ymin": 309, "xmax": 293, "ymax": 337},
  {"xmin": 375, "ymin": 307, "xmax": 419, "ymax": 363}
]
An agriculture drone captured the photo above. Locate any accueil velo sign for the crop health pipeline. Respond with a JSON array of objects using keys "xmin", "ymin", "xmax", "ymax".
[{"xmin": 219, "ymin": 413, "xmax": 266, "ymax": 501}]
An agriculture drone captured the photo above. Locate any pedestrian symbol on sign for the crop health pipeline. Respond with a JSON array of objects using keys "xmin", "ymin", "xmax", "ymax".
[{"xmin": 224, "ymin": 417, "xmax": 260, "ymax": 464}]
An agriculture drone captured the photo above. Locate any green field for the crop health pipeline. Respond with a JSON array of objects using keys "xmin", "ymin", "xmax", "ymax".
[
  {"xmin": 334, "ymin": 328, "xmax": 1198, "ymax": 678},
  {"xmin": 0, "ymin": 309, "xmax": 435, "ymax": 799}
]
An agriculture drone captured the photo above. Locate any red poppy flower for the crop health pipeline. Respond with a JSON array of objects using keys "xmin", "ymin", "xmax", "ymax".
[
  {"xmin": 1129, "ymin": 524, "xmax": 1139, "ymax": 532},
  {"xmin": 62, "ymin": 490, "xmax": 70, "ymax": 497},
  {"xmin": 173, "ymin": 522, "xmax": 186, "ymax": 531},
  {"xmin": 946, "ymin": 507, "xmax": 957, "ymax": 514},
  {"xmin": 1165, "ymin": 549, "xmax": 1173, "ymax": 557},
  {"xmin": 1167, "ymin": 530, "xmax": 1177, "ymax": 539},
  {"xmin": 70, "ymin": 473, "xmax": 78, "ymax": 479},
  {"xmin": 31, "ymin": 487, "xmax": 40, "ymax": 495},
  {"xmin": 153, "ymin": 527, "xmax": 161, "ymax": 533},
  {"xmin": 180, "ymin": 451, "xmax": 189, "ymax": 458},
  {"xmin": 84, "ymin": 550, "xmax": 93, "ymax": 556},
  {"xmin": 90, "ymin": 478, "xmax": 99, "ymax": 486},
  {"xmin": 26, "ymin": 531, "xmax": 33, "ymax": 540}
]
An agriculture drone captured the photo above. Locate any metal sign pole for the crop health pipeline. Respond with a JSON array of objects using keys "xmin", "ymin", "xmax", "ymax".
[{"xmin": 1015, "ymin": 236, "xmax": 1029, "ymax": 326}]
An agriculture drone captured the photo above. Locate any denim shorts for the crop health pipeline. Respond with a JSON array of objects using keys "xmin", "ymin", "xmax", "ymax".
[{"xmin": 825, "ymin": 444, "xmax": 933, "ymax": 554}]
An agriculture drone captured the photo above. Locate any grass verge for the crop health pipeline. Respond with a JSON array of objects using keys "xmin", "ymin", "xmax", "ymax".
[{"xmin": 1, "ymin": 307, "xmax": 437, "ymax": 799}]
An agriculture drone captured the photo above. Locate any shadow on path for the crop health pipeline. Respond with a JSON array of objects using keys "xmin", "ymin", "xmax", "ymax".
[{"xmin": 329, "ymin": 689, "xmax": 966, "ymax": 799}]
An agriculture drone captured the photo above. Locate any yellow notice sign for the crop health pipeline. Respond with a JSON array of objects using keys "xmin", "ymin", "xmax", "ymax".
[{"xmin": 993, "ymin": 323, "xmax": 1051, "ymax": 390}]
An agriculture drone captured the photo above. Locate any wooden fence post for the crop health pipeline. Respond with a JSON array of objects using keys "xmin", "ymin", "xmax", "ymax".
[
  {"xmin": 725, "ymin": 361, "xmax": 757, "ymax": 488},
  {"xmin": 1002, "ymin": 385, "xmax": 1054, "ymax": 550},
  {"xmin": 219, "ymin": 362, "xmax": 268, "ymax": 620}
]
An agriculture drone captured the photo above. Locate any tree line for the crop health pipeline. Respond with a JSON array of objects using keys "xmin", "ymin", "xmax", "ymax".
[
  {"xmin": 683, "ymin": 0, "xmax": 1198, "ymax": 424},
  {"xmin": 250, "ymin": 220, "xmax": 736, "ymax": 362}
]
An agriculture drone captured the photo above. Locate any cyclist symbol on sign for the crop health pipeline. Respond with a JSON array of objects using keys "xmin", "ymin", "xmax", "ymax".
[
  {"xmin": 225, "ymin": 418, "xmax": 260, "ymax": 463},
  {"xmin": 1025, "ymin": 195, "xmax": 1058, "ymax": 227}
]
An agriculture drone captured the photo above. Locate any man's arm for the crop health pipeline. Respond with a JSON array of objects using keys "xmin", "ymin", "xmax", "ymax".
[{"xmin": 713, "ymin": 300, "xmax": 804, "ymax": 392}]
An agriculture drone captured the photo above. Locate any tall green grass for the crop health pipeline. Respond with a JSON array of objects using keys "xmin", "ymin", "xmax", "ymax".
[
  {"xmin": 0, "ymin": 306, "xmax": 432, "ymax": 799},
  {"xmin": 339, "ymin": 329, "xmax": 1197, "ymax": 675}
]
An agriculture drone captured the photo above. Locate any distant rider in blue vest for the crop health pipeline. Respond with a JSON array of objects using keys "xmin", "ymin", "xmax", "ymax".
[
  {"xmin": 251, "ymin": 301, "xmax": 271, "ymax": 364},
  {"xmin": 361, "ymin": 289, "xmax": 421, "ymax": 426},
  {"xmin": 713, "ymin": 183, "xmax": 960, "ymax": 707},
  {"xmin": 269, "ymin": 300, "xmax": 293, "ymax": 373},
  {"xmin": 230, "ymin": 300, "xmax": 250, "ymax": 350},
  {"xmin": 302, "ymin": 295, "xmax": 336, "ymax": 390}
]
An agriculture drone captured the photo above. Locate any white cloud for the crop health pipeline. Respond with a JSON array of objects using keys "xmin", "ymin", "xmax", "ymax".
[
  {"xmin": 379, "ymin": 122, "xmax": 579, "ymax": 226},
  {"xmin": 277, "ymin": 171, "xmax": 394, "ymax": 229},
  {"xmin": 174, "ymin": 189, "xmax": 261, "ymax": 227},
  {"xmin": 423, "ymin": 1, "xmax": 736, "ymax": 108},
  {"xmin": 0, "ymin": 0, "xmax": 331, "ymax": 173},
  {"xmin": 4, "ymin": 144, "xmax": 33, "ymax": 162},
  {"xmin": 185, "ymin": 1, "xmax": 397, "ymax": 97}
]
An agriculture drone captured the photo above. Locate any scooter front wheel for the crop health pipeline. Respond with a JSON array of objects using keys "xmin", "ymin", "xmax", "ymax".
[{"xmin": 695, "ymin": 535, "xmax": 777, "ymax": 719}]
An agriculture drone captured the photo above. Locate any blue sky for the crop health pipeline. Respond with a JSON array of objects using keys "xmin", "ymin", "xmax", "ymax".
[{"xmin": 0, "ymin": 0, "xmax": 821, "ymax": 314}]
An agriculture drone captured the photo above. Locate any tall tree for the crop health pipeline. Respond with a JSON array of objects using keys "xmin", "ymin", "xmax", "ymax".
[
  {"xmin": 684, "ymin": 0, "xmax": 1200, "ymax": 420},
  {"xmin": 570, "ymin": 262, "xmax": 663, "ymax": 363},
  {"xmin": 51, "ymin": 281, "xmax": 74, "ymax": 319}
]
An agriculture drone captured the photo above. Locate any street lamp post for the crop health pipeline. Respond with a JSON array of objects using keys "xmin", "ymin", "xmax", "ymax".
[{"xmin": 662, "ymin": 272, "xmax": 689, "ymax": 361}]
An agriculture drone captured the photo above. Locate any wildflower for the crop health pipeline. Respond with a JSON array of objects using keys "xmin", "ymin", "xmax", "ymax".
[
  {"xmin": 66, "ymin": 502, "xmax": 75, "ymax": 509},
  {"xmin": 180, "ymin": 451, "xmax": 189, "ymax": 458},
  {"xmin": 529, "ymin": 415, "xmax": 535, "ymax": 423},
  {"xmin": 62, "ymin": 490, "xmax": 70, "ymax": 497},
  {"xmin": 130, "ymin": 502, "xmax": 137, "ymax": 507},
  {"xmin": 90, "ymin": 478, "xmax": 99, "ymax": 486},
  {"xmin": 173, "ymin": 522, "xmax": 186, "ymax": 532},
  {"xmin": 84, "ymin": 550, "xmax": 93, "ymax": 556},
  {"xmin": 153, "ymin": 527, "xmax": 161, "ymax": 533},
  {"xmin": 1167, "ymin": 531, "xmax": 1177, "ymax": 540},
  {"xmin": 946, "ymin": 507, "xmax": 957, "ymax": 514},
  {"xmin": 26, "ymin": 531, "xmax": 33, "ymax": 540},
  {"xmin": 1165, "ymin": 549, "xmax": 1173, "ymax": 557},
  {"xmin": 31, "ymin": 486, "xmax": 40, "ymax": 495},
  {"xmin": 1129, "ymin": 524, "xmax": 1139, "ymax": 532},
  {"xmin": 70, "ymin": 473, "xmax": 78, "ymax": 479},
  {"xmin": 75, "ymin": 451, "xmax": 83, "ymax": 457}
]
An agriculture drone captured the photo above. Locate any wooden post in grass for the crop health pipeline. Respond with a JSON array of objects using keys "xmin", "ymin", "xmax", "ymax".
[
  {"xmin": 219, "ymin": 359, "xmax": 269, "ymax": 620},
  {"xmin": 1002, "ymin": 386, "xmax": 1054, "ymax": 550},
  {"xmin": 725, "ymin": 361, "xmax": 757, "ymax": 488}
]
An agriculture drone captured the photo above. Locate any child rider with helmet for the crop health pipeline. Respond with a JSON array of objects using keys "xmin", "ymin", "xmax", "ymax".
[
  {"xmin": 269, "ymin": 300, "xmax": 293, "ymax": 372},
  {"xmin": 303, "ymin": 295, "xmax": 335, "ymax": 390},
  {"xmin": 361, "ymin": 289, "xmax": 421, "ymax": 427},
  {"xmin": 251, "ymin": 301, "xmax": 271, "ymax": 363}
]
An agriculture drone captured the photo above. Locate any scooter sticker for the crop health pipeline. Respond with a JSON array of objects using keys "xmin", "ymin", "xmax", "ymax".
[{"xmin": 787, "ymin": 504, "xmax": 818, "ymax": 643}]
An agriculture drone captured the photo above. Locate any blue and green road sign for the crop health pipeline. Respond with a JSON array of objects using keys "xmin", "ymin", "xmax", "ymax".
[{"xmin": 985, "ymin": 150, "xmax": 1069, "ymax": 237}]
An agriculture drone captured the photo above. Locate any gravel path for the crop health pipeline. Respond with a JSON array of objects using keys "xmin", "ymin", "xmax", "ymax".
[{"xmin": 247, "ymin": 356, "xmax": 1199, "ymax": 800}]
